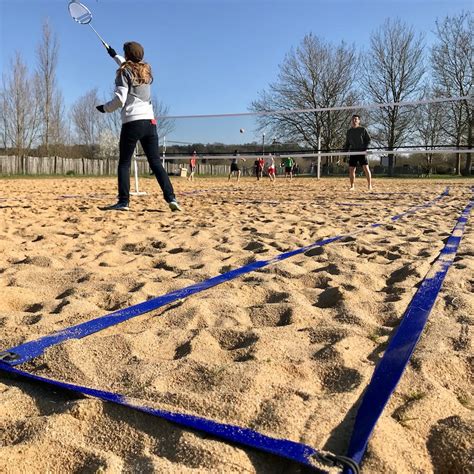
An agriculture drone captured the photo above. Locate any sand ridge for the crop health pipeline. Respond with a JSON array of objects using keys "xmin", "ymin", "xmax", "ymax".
[{"xmin": 0, "ymin": 177, "xmax": 473, "ymax": 473}]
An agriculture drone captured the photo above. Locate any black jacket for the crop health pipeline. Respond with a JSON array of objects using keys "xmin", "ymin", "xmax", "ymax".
[{"xmin": 344, "ymin": 127, "xmax": 371, "ymax": 151}]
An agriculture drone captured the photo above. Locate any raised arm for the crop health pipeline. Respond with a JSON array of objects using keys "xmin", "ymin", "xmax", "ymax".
[
  {"xmin": 344, "ymin": 129, "xmax": 350, "ymax": 152},
  {"xmin": 363, "ymin": 128, "xmax": 371, "ymax": 150},
  {"xmin": 96, "ymin": 67, "xmax": 131, "ymax": 114}
]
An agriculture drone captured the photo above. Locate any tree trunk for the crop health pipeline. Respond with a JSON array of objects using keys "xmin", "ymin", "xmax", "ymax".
[
  {"xmin": 463, "ymin": 117, "xmax": 472, "ymax": 176},
  {"xmin": 456, "ymin": 153, "xmax": 461, "ymax": 175},
  {"xmin": 466, "ymin": 153, "xmax": 472, "ymax": 176},
  {"xmin": 426, "ymin": 154, "xmax": 433, "ymax": 175},
  {"xmin": 388, "ymin": 153, "xmax": 395, "ymax": 176}
]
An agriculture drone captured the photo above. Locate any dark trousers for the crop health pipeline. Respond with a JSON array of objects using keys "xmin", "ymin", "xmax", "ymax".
[{"xmin": 118, "ymin": 119, "xmax": 175, "ymax": 204}]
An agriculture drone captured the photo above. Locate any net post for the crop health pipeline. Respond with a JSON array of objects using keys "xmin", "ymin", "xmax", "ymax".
[{"xmin": 162, "ymin": 135, "xmax": 166, "ymax": 167}]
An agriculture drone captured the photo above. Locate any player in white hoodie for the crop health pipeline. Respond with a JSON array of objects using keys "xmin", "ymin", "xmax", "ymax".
[{"xmin": 97, "ymin": 42, "xmax": 181, "ymax": 211}]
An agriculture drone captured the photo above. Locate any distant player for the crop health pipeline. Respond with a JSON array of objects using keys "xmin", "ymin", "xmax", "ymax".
[
  {"xmin": 228, "ymin": 150, "xmax": 245, "ymax": 181},
  {"xmin": 281, "ymin": 156, "xmax": 294, "ymax": 179},
  {"xmin": 254, "ymin": 156, "xmax": 265, "ymax": 180},
  {"xmin": 188, "ymin": 150, "xmax": 197, "ymax": 181},
  {"xmin": 344, "ymin": 114, "xmax": 372, "ymax": 191},
  {"xmin": 267, "ymin": 155, "xmax": 276, "ymax": 182}
]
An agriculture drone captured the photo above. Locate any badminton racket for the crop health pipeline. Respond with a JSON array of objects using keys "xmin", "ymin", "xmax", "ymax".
[{"xmin": 68, "ymin": 1, "xmax": 109, "ymax": 50}]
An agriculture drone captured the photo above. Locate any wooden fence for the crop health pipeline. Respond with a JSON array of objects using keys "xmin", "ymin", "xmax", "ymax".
[
  {"xmin": 0, "ymin": 155, "xmax": 238, "ymax": 177},
  {"xmin": 1, "ymin": 155, "xmax": 451, "ymax": 177}
]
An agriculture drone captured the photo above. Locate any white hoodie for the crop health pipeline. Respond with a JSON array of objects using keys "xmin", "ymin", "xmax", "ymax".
[{"xmin": 103, "ymin": 55, "xmax": 154, "ymax": 124}]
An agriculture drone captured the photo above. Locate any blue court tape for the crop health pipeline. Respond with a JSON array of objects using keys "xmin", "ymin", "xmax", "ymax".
[
  {"xmin": 0, "ymin": 187, "xmax": 450, "ymax": 367},
  {"xmin": 0, "ymin": 360, "xmax": 353, "ymax": 472},
  {"xmin": 345, "ymin": 190, "xmax": 473, "ymax": 471}
]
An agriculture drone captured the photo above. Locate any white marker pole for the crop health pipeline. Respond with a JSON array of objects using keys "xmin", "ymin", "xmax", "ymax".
[
  {"xmin": 317, "ymin": 135, "xmax": 321, "ymax": 180},
  {"xmin": 162, "ymin": 136, "xmax": 166, "ymax": 167},
  {"xmin": 130, "ymin": 149, "xmax": 147, "ymax": 196}
]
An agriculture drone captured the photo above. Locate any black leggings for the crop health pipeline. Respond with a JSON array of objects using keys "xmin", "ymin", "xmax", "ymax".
[{"xmin": 118, "ymin": 119, "xmax": 175, "ymax": 203}]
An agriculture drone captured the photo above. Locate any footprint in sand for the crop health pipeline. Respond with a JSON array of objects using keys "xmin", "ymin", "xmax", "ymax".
[
  {"xmin": 56, "ymin": 288, "xmax": 75, "ymax": 299},
  {"xmin": 266, "ymin": 291, "xmax": 290, "ymax": 304},
  {"xmin": 417, "ymin": 249, "xmax": 432, "ymax": 257},
  {"xmin": 77, "ymin": 274, "xmax": 90, "ymax": 283},
  {"xmin": 386, "ymin": 263, "xmax": 419, "ymax": 285},
  {"xmin": 312, "ymin": 345, "xmax": 341, "ymax": 363},
  {"xmin": 426, "ymin": 416, "xmax": 473, "ymax": 473},
  {"xmin": 214, "ymin": 329, "xmax": 259, "ymax": 351},
  {"xmin": 304, "ymin": 247, "xmax": 325, "ymax": 257},
  {"xmin": 298, "ymin": 274, "xmax": 331, "ymax": 292},
  {"xmin": 381, "ymin": 285, "xmax": 406, "ymax": 302},
  {"xmin": 303, "ymin": 327, "xmax": 348, "ymax": 345},
  {"xmin": 321, "ymin": 365, "xmax": 363, "ymax": 393},
  {"xmin": 95, "ymin": 291, "xmax": 130, "ymax": 311},
  {"xmin": 214, "ymin": 330, "xmax": 260, "ymax": 362},
  {"xmin": 248, "ymin": 305, "xmax": 293, "ymax": 327},
  {"xmin": 314, "ymin": 263, "xmax": 341, "ymax": 276},
  {"xmin": 52, "ymin": 299, "xmax": 70, "ymax": 314},
  {"xmin": 214, "ymin": 245, "xmax": 234, "ymax": 254},
  {"xmin": 219, "ymin": 265, "xmax": 233, "ymax": 274},
  {"xmin": 122, "ymin": 240, "xmax": 166, "ymax": 255},
  {"xmin": 152, "ymin": 260, "xmax": 176, "ymax": 272},
  {"xmin": 314, "ymin": 286, "xmax": 344, "ymax": 308},
  {"xmin": 174, "ymin": 340, "xmax": 193, "ymax": 360},
  {"xmin": 129, "ymin": 282, "xmax": 145, "ymax": 293},
  {"xmin": 22, "ymin": 314, "xmax": 42, "ymax": 325},
  {"xmin": 243, "ymin": 241, "xmax": 267, "ymax": 253},
  {"xmin": 24, "ymin": 303, "xmax": 43, "ymax": 313},
  {"xmin": 168, "ymin": 247, "xmax": 185, "ymax": 254},
  {"xmin": 21, "ymin": 256, "xmax": 53, "ymax": 267}
]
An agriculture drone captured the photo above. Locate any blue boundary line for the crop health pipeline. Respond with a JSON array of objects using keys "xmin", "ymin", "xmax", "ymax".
[
  {"xmin": 0, "ymin": 187, "xmax": 449, "ymax": 366},
  {"xmin": 0, "ymin": 360, "xmax": 328, "ymax": 470},
  {"xmin": 345, "ymin": 190, "xmax": 473, "ymax": 471}
]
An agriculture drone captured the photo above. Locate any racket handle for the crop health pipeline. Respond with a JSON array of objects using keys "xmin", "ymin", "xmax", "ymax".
[{"xmin": 88, "ymin": 24, "xmax": 109, "ymax": 50}]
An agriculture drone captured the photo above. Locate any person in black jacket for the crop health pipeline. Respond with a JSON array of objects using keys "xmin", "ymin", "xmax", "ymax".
[{"xmin": 344, "ymin": 114, "xmax": 372, "ymax": 191}]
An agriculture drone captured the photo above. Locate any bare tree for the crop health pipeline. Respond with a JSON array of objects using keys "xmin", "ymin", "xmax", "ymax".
[
  {"xmin": 70, "ymin": 88, "xmax": 101, "ymax": 155},
  {"xmin": 0, "ymin": 90, "xmax": 7, "ymax": 149},
  {"xmin": 49, "ymin": 89, "xmax": 69, "ymax": 153},
  {"xmin": 250, "ymin": 33, "xmax": 359, "ymax": 158},
  {"xmin": 153, "ymin": 97, "xmax": 175, "ymax": 139},
  {"xmin": 2, "ymin": 53, "xmax": 42, "ymax": 160},
  {"xmin": 362, "ymin": 19, "xmax": 425, "ymax": 175},
  {"xmin": 36, "ymin": 20, "xmax": 61, "ymax": 156},
  {"xmin": 415, "ymin": 85, "xmax": 446, "ymax": 174},
  {"xmin": 431, "ymin": 12, "xmax": 473, "ymax": 175}
]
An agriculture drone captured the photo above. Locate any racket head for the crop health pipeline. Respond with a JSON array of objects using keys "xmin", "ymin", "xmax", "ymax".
[{"xmin": 68, "ymin": 1, "xmax": 93, "ymax": 25}]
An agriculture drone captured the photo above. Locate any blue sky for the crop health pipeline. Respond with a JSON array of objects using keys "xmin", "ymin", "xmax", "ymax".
[{"xmin": 0, "ymin": 0, "xmax": 471, "ymax": 144}]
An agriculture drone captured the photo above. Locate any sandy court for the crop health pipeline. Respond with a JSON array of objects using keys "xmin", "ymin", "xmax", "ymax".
[{"xmin": 0, "ymin": 176, "xmax": 473, "ymax": 473}]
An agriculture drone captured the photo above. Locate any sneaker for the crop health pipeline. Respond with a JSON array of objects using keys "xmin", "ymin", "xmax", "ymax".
[
  {"xmin": 168, "ymin": 200, "xmax": 182, "ymax": 212},
  {"xmin": 101, "ymin": 201, "xmax": 129, "ymax": 211}
]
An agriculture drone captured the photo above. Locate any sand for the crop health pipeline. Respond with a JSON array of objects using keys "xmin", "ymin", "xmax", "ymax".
[{"xmin": 0, "ymin": 176, "xmax": 472, "ymax": 473}]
